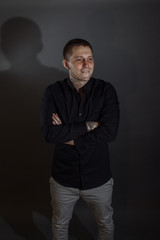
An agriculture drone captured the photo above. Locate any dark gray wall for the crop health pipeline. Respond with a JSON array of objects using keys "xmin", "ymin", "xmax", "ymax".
[{"xmin": 0, "ymin": 1, "xmax": 159, "ymax": 240}]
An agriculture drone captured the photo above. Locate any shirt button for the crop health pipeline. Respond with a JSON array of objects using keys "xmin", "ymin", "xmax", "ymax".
[{"xmin": 79, "ymin": 112, "xmax": 82, "ymax": 117}]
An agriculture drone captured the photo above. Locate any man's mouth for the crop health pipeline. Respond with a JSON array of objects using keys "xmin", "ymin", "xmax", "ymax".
[{"xmin": 81, "ymin": 70, "xmax": 89, "ymax": 73}]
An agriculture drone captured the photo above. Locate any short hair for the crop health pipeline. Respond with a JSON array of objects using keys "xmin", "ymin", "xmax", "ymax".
[{"xmin": 63, "ymin": 38, "xmax": 93, "ymax": 60}]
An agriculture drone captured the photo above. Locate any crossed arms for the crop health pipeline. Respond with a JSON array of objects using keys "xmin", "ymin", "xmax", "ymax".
[
  {"xmin": 52, "ymin": 113, "xmax": 99, "ymax": 146},
  {"xmin": 40, "ymin": 84, "xmax": 119, "ymax": 152}
]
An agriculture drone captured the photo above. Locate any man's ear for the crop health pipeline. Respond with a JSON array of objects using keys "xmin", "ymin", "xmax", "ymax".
[{"xmin": 62, "ymin": 59, "xmax": 70, "ymax": 70}]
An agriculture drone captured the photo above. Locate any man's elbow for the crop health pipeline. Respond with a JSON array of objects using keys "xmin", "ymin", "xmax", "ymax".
[
  {"xmin": 41, "ymin": 127, "xmax": 54, "ymax": 144},
  {"xmin": 107, "ymin": 125, "xmax": 119, "ymax": 142}
]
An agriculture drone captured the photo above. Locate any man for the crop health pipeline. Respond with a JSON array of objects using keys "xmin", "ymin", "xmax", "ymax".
[{"xmin": 40, "ymin": 38, "xmax": 119, "ymax": 240}]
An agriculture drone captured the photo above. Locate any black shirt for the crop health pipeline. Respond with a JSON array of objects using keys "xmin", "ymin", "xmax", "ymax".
[{"xmin": 40, "ymin": 77, "xmax": 119, "ymax": 190}]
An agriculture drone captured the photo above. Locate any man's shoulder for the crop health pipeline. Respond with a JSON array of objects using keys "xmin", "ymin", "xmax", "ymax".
[
  {"xmin": 92, "ymin": 78, "xmax": 114, "ymax": 89},
  {"xmin": 45, "ymin": 78, "xmax": 67, "ymax": 93},
  {"xmin": 92, "ymin": 78, "xmax": 118, "ymax": 103}
]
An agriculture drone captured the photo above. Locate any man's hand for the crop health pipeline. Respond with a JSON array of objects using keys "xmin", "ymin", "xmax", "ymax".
[
  {"xmin": 86, "ymin": 121, "xmax": 99, "ymax": 132},
  {"xmin": 52, "ymin": 113, "xmax": 62, "ymax": 125},
  {"xmin": 52, "ymin": 113, "xmax": 74, "ymax": 146},
  {"xmin": 65, "ymin": 140, "xmax": 75, "ymax": 146}
]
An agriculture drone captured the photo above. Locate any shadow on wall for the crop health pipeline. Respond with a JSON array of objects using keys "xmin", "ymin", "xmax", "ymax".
[
  {"xmin": 0, "ymin": 16, "xmax": 97, "ymax": 240},
  {"xmin": 0, "ymin": 17, "xmax": 66, "ymax": 240},
  {"xmin": 0, "ymin": 207, "xmax": 96, "ymax": 240}
]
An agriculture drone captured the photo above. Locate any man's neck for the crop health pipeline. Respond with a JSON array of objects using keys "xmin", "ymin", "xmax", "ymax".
[{"xmin": 70, "ymin": 77, "xmax": 89, "ymax": 92}]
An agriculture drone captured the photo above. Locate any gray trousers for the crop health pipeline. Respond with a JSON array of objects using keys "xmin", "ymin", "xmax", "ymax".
[{"xmin": 49, "ymin": 177, "xmax": 114, "ymax": 240}]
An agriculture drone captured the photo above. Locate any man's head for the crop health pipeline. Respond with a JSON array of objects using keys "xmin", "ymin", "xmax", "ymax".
[
  {"xmin": 62, "ymin": 38, "xmax": 94, "ymax": 82},
  {"xmin": 63, "ymin": 38, "xmax": 93, "ymax": 60}
]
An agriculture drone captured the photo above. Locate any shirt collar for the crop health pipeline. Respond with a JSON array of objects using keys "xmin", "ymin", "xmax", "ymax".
[{"xmin": 66, "ymin": 77, "xmax": 94, "ymax": 93}]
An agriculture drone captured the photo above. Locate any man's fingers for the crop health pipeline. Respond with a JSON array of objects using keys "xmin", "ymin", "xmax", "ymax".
[
  {"xmin": 65, "ymin": 140, "xmax": 74, "ymax": 146},
  {"xmin": 52, "ymin": 118, "xmax": 58, "ymax": 125},
  {"xmin": 52, "ymin": 113, "xmax": 62, "ymax": 125},
  {"xmin": 52, "ymin": 118, "xmax": 61, "ymax": 125},
  {"xmin": 52, "ymin": 116, "xmax": 61, "ymax": 125}
]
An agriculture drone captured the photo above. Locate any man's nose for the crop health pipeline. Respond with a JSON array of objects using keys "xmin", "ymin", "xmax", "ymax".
[{"xmin": 83, "ymin": 59, "xmax": 89, "ymax": 67}]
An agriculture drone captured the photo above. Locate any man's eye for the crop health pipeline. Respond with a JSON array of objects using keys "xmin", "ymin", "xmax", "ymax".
[
  {"xmin": 89, "ymin": 58, "xmax": 93, "ymax": 62},
  {"xmin": 77, "ymin": 58, "xmax": 82, "ymax": 62}
]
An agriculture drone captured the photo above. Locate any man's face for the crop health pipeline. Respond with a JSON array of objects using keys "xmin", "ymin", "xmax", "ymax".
[{"xmin": 63, "ymin": 45, "xmax": 94, "ymax": 83}]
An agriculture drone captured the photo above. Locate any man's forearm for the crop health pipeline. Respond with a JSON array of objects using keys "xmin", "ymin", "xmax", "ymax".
[
  {"xmin": 86, "ymin": 121, "xmax": 99, "ymax": 132},
  {"xmin": 65, "ymin": 122, "xmax": 99, "ymax": 146},
  {"xmin": 41, "ymin": 89, "xmax": 87, "ymax": 144},
  {"xmin": 52, "ymin": 114, "xmax": 99, "ymax": 146}
]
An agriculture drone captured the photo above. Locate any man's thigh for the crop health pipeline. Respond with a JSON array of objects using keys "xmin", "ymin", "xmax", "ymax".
[
  {"xmin": 80, "ymin": 179, "xmax": 114, "ymax": 222},
  {"xmin": 49, "ymin": 177, "xmax": 79, "ymax": 220}
]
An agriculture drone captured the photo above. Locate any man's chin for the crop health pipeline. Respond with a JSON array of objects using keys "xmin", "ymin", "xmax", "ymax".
[
  {"xmin": 80, "ymin": 74, "xmax": 92, "ymax": 81},
  {"xmin": 80, "ymin": 78, "xmax": 90, "ymax": 82}
]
